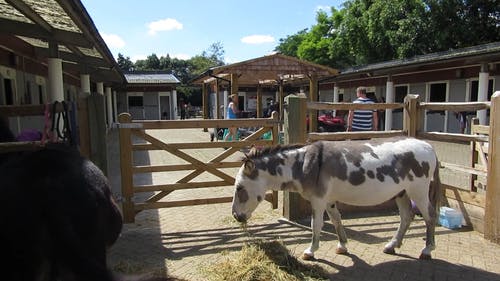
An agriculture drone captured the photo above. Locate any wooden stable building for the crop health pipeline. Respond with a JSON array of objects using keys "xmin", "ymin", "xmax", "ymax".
[
  {"xmin": 320, "ymin": 42, "xmax": 500, "ymax": 133},
  {"xmin": 0, "ymin": 0, "xmax": 124, "ymax": 171},
  {"xmin": 118, "ymin": 72, "xmax": 180, "ymax": 120}
]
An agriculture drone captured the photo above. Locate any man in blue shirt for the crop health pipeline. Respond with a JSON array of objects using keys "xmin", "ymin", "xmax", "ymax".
[{"xmin": 347, "ymin": 87, "xmax": 378, "ymax": 131}]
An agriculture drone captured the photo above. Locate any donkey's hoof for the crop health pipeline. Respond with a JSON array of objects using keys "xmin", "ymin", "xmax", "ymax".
[
  {"xmin": 335, "ymin": 247, "xmax": 348, "ymax": 255},
  {"xmin": 302, "ymin": 253, "xmax": 315, "ymax": 260},
  {"xmin": 419, "ymin": 253, "xmax": 432, "ymax": 260},
  {"xmin": 383, "ymin": 247, "xmax": 396, "ymax": 255}
]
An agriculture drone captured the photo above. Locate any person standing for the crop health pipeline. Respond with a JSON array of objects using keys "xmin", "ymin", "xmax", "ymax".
[
  {"xmin": 347, "ymin": 87, "xmax": 378, "ymax": 131},
  {"xmin": 224, "ymin": 94, "xmax": 239, "ymax": 141}
]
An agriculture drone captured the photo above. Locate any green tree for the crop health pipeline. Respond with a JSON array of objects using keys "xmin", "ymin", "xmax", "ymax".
[
  {"xmin": 275, "ymin": 29, "xmax": 308, "ymax": 56},
  {"xmin": 116, "ymin": 53, "xmax": 134, "ymax": 71},
  {"xmin": 275, "ymin": 0, "xmax": 500, "ymax": 68}
]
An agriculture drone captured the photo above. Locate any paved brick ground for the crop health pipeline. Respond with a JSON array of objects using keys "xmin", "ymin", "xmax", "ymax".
[{"xmin": 106, "ymin": 128, "xmax": 500, "ymax": 281}]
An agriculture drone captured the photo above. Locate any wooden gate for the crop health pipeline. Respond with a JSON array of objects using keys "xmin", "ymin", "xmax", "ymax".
[{"xmin": 117, "ymin": 112, "xmax": 280, "ymax": 223}]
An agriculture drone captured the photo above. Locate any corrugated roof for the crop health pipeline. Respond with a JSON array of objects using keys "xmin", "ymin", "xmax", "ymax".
[
  {"xmin": 338, "ymin": 42, "xmax": 500, "ymax": 78},
  {"xmin": 124, "ymin": 73, "xmax": 180, "ymax": 84}
]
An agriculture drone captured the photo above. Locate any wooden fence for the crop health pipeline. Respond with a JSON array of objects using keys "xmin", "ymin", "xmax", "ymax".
[
  {"xmin": 282, "ymin": 92, "xmax": 500, "ymax": 243},
  {"xmin": 117, "ymin": 112, "xmax": 280, "ymax": 223}
]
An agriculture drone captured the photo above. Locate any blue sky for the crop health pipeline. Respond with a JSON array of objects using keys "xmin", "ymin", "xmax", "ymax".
[{"xmin": 81, "ymin": 0, "xmax": 344, "ymax": 64}]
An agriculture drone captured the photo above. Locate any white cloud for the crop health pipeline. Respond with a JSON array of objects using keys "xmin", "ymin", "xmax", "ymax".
[
  {"xmin": 241, "ymin": 35, "xmax": 275, "ymax": 44},
  {"xmin": 172, "ymin": 53, "xmax": 191, "ymax": 60},
  {"xmin": 316, "ymin": 5, "xmax": 331, "ymax": 12},
  {"xmin": 147, "ymin": 18, "xmax": 183, "ymax": 35},
  {"xmin": 101, "ymin": 33, "xmax": 125, "ymax": 49},
  {"xmin": 131, "ymin": 54, "xmax": 147, "ymax": 62}
]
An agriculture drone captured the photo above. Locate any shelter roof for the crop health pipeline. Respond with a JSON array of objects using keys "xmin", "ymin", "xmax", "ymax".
[
  {"xmin": 0, "ymin": 0, "xmax": 123, "ymax": 84},
  {"xmin": 124, "ymin": 72, "xmax": 180, "ymax": 84},
  {"xmin": 192, "ymin": 53, "xmax": 339, "ymax": 86}
]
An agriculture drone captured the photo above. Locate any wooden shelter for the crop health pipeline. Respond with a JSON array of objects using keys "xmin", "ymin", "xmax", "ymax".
[{"xmin": 192, "ymin": 54, "xmax": 338, "ymax": 130}]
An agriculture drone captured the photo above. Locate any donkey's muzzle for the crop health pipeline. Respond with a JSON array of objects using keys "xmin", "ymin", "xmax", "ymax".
[{"xmin": 233, "ymin": 212, "xmax": 247, "ymax": 223}]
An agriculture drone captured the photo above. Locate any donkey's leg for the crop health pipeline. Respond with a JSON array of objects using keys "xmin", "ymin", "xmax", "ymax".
[
  {"xmin": 384, "ymin": 192, "xmax": 415, "ymax": 255},
  {"xmin": 326, "ymin": 203, "xmax": 348, "ymax": 255},
  {"xmin": 412, "ymin": 195, "xmax": 436, "ymax": 260},
  {"xmin": 302, "ymin": 207, "xmax": 325, "ymax": 260}
]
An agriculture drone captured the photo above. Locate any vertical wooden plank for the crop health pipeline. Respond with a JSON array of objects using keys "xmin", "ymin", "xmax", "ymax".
[
  {"xmin": 202, "ymin": 83, "xmax": 208, "ymax": 131},
  {"xmin": 270, "ymin": 111, "xmax": 280, "ymax": 209},
  {"xmin": 283, "ymin": 94, "xmax": 309, "ymax": 220},
  {"xmin": 403, "ymin": 94, "xmax": 419, "ymax": 137},
  {"xmin": 215, "ymin": 80, "xmax": 220, "ymax": 119},
  {"xmin": 77, "ymin": 97, "xmax": 90, "ymax": 158},
  {"xmin": 256, "ymin": 85, "xmax": 262, "ymax": 118},
  {"xmin": 231, "ymin": 73, "xmax": 238, "ymax": 98},
  {"xmin": 279, "ymin": 80, "xmax": 284, "ymax": 124},
  {"xmin": 470, "ymin": 118, "xmax": 480, "ymax": 192},
  {"xmin": 87, "ymin": 93, "xmax": 108, "ymax": 175},
  {"xmin": 485, "ymin": 91, "xmax": 500, "ymax": 243},
  {"xmin": 309, "ymin": 74, "xmax": 318, "ymax": 133},
  {"xmin": 118, "ymin": 113, "xmax": 135, "ymax": 223}
]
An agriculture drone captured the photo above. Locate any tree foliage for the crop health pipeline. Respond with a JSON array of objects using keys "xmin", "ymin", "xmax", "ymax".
[
  {"xmin": 275, "ymin": 0, "xmax": 500, "ymax": 68},
  {"xmin": 116, "ymin": 53, "xmax": 134, "ymax": 71}
]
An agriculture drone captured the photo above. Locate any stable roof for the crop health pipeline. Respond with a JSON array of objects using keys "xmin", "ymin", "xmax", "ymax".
[
  {"xmin": 335, "ymin": 42, "xmax": 500, "ymax": 80},
  {"xmin": 124, "ymin": 73, "xmax": 180, "ymax": 84},
  {"xmin": 0, "ymin": 0, "xmax": 123, "ymax": 84}
]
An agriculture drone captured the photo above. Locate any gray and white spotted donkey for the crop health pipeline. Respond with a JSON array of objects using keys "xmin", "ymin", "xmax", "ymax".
[{"xmin": 231, "ymin": 137, "xmax": 441, "ymax": 260}]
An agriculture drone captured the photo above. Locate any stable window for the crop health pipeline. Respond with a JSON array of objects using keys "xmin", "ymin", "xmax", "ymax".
[
  {"xmin": 395, "ymin": 85, "xmax": 408, "ymax": 103},
  {"xmin": 3, "ymin": 78, "xmax": 14, "ymax": 105},
  {"xmin": 470, "ymin": 80, "xmax": 494, "ymax": 101},
  {"xmin": 128, "ymin": 96, "xmax": 143, "ymax": 107},
  {"xmin": 38, "ymin": 85, "xmax": 44, "ymax": 104},
  {"xmin": 429, "ymin": 83, "xmax": 446, "ymax": 102}
]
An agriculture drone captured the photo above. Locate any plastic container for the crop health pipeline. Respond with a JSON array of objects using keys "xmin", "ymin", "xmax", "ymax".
[{"xmin": 439, "ymin": 207, "xmax": 463, "ymax": 229}]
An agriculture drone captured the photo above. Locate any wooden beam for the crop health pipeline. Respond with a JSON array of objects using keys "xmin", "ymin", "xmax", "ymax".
[
  {"xmin": 0, "ymin": 18, "xmax": 92, "ymax": 48},
  {"xmin": 5, "ymin": 0, "xmax": 53, "ymax": 32}
]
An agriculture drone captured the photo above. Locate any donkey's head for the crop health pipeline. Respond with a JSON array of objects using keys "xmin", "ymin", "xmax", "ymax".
[{"xmin": 231, "ymin": 157, "xmax": 267, "ymax": 223}]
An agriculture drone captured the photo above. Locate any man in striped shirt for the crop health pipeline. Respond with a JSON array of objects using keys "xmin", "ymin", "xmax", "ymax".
[{"xmin": 347, "ymin": 87, "xmax": 378, "ymax": 131}]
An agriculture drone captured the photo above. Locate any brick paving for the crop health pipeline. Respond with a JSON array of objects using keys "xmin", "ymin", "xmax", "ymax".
[{"xmin": 106, "ymin": 128, "xmax": 500, "ymax": 281}]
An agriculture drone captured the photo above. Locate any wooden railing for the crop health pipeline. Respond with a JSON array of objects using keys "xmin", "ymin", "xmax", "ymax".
[{"xmin": 117, "ymin": 112, "xmax": 280, "ymax": 223}]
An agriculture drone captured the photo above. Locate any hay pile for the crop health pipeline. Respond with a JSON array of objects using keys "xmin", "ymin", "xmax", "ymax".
[{"xmin": 202, "ymin": 240, "xmax": 329, "ymax": 281}]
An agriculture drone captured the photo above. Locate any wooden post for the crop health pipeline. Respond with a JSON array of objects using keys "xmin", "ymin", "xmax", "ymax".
[
  {"xmin": 256, "ymin": 84, "xmax": 262, "ymax": 118},
  {"xmin": 283, "ymin": 94, "xmax": 309, "ymax": 220},
  {"xmin": 271, "ymin": 111, "xmax": 280, "ymax": 209},
  {"xmin": 470, "ymin": 118, "xmax": 480, "ymax": 192},
  {"xmin": 403, "ymin": 94, "xmax": 420, "ymax": 137},
  {"xmin": 202, "ymin": 83, "xmax": 208, "ymax": 131},
  {"xmin": 231, "ymin": 73, "xmax": 238, "ymax": 99},
  {"xmin": 215, "ymin": 80, "xmax": 220, "ymax": 119},
  {"xmin": 309, "ymin": 74, "xmax": 318, "ymax": 133},
  {"xmin": 279, "ymin": 80, "xmax": 284, "ymax": 123},
  {"xmin": 118, "ymin": 113, "xmax": 135, "ymax": 223},
  {"xmin": 77, "ymin": 97, "xmax": 90, "ymax": 158},
  {"xmin": 87, "ymin": 93, "xmax": 108, "ymax": 175},
  {"xmin": 485, "ymin": 91, "xmax": 500, "ymax": 243}
]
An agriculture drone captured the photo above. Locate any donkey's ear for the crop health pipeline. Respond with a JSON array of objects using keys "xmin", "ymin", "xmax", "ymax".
[{"xmin": 243, "ymin": 159, "xmax": 255, "ymax": 176}]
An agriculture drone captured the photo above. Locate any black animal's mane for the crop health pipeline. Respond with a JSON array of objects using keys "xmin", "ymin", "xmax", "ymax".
[{"xmin": 246, "ymin": 143, "xmax": 305, "ymax": 160}]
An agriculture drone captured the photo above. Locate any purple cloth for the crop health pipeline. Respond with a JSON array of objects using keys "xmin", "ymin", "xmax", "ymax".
[{"xmin": 17, "ymin": 129, "xmax": 42, "ymax": 141}]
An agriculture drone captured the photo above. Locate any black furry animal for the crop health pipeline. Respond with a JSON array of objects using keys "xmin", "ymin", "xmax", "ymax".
[{"xmin": 0, "ymin": 118, "xmax": 123, "ymax": 281}]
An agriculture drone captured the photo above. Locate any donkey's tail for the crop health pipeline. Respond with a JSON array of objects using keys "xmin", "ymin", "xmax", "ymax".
[{"xmin": 429, "ymin": 157, "xmax": 442, "ymax": 217}]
